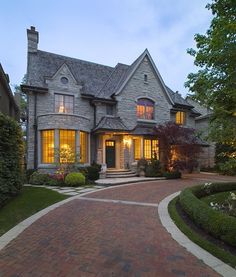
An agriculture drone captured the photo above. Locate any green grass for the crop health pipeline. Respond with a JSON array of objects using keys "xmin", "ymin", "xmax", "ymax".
[
  {"xmin": 168, "ymin": 196, "xmax": 236, "ymax": 268},
  {"xmin": 0, "ymin": 187, "xmax": 69, "ymax": 236},
  {"xmin": 201, "ymin": 190, "xmax": 236, "ymax": 205}
]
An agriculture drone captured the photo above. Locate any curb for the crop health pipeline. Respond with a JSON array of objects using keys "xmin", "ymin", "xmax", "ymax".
[{"xmin": 158, "ymin": 192, "xmax": 236, "ymax": 277}]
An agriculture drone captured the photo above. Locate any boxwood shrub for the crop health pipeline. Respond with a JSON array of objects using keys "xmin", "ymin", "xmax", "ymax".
[
  {"xmin": 179, "ymin": 182, "xmax": 236, "ymax": 246},
  {"xmin": 0, "ymin": 113, "xmax": 24, "ymax": 207},
  {"xmin": 65, "ymin": 172, "xmax": 85, "ymax": 187}
]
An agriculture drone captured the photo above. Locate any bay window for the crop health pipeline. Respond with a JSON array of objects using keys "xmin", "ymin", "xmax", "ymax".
[{"xmin": 41, "ymin": 130, "xmax": 55, "ymax": 163}]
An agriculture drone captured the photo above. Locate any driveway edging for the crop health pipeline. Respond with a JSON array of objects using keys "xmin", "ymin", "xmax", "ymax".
[{"xmin": 158, "ymin": 192, "xmax": 236, "ymax": 277}]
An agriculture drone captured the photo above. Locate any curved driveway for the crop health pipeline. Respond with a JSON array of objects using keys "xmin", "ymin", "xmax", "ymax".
[{"xmin": 0, "ymin": 174, "xmax": 235, "ymax": 277}]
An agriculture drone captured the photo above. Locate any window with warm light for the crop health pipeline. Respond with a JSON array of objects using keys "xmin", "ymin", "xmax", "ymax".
[
  {"xmin": 144, "ymin": 139, "xmax": 159, "ymax": 160},
  {"xmin": 133, "ymin": 138, "xmax": 141, "ymax": 160},
  {"xmin": 59, "ymin": 130, "xmax": 76, "ymax": 163},
  {"xmin": 55, "ymin": 94, "xmax": 74, "ymax": 114},
  {"xmin": 41, "ymin": 130, "xmax": 54, "ymax": 163},
  {"xmin": 80, "ymin": 131, "xmax": 88, "ymax": 163},
  {"xmin": 176, "ymin": 111, "xmax": 186, "ymax": 125},
  {"xmin": 137, "ymin": 98, "xmax": 154, "ymax": 120}
]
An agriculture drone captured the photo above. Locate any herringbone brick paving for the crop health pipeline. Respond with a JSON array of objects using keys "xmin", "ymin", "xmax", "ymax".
[{"xmin": 0, "ymin": 173, "xmax": 235, "ymax": 276}]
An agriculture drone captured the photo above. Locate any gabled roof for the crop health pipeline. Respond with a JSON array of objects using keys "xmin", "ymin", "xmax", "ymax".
[
  {"xmin": 166, "ymin": 86, "xmax": 193, "ymax": 108},
  {"xmin": 27, "ymin": 50, "xmax": 114, "ymax": 96},
  {"xmin": 93, "ymin": 116, "xmax": 128, "ymax": 132}
]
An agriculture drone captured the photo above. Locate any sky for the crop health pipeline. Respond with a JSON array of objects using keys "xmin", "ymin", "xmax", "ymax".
[{"xmin": 0, "ymin": 0, "xmax": 212, "ymax": 97}]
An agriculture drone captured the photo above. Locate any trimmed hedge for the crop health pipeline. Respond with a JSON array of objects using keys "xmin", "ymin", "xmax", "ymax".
[
  {"xmin": 0, "ymin": 113, "xmax": 24, "ymax": 207},
  {"xmin": 179, "ymin": 182, "xmax": 236, "ymax": 247},
  {"xmin": 65, "ymin": 172, "xmax": 85, "ymax": 187},
  {"xmin": 163, "ymin": 171, "xmax": 181, "ymax": 179}
]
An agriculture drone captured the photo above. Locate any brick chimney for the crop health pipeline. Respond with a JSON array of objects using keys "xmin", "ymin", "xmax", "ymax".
[{"xmin": 27, "ymin": 26, "xmax": 39, "ymax": 53}]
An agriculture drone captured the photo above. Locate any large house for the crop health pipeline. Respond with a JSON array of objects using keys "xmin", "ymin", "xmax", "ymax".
[
  {"xmin": 22, "ymin": 26, "xmax": 214, "ymax": 172},
  {"xmin": 0, "ymin": 63, "xmax": 20, "ymax": 121}
]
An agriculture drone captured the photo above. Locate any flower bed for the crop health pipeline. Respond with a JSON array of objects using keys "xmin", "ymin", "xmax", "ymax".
[{"xmin": 179, "ymin": 182, "xmax": 236, "ymax": 247}]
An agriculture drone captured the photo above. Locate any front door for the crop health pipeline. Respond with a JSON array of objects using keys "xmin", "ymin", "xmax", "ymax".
[{"xmin": 105, "ymin": 140, "xmax": 116, "ymax": 168}]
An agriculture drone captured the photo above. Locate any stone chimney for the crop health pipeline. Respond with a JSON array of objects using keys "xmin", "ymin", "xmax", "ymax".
[{"xmin": 27, "ymin": 26, "xmax": 39, "ymax": 53}]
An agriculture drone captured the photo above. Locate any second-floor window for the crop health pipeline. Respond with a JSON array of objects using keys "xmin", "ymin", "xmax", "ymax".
[
  {"xmin": 55, "ymin": 94, "xmax": 74, "ymax": 114},
  {"xmin": 176, "ymin": 111, "xmax": 186, "ymax": 125},
  {"xmin": 137, "ymin": 98, "xmax": 154, "ymax": 120}
]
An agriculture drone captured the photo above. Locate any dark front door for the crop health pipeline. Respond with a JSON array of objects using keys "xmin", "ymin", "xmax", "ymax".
[{"xmin": 106, "ymin": 140, "xmax": 116, "ymax": 168}]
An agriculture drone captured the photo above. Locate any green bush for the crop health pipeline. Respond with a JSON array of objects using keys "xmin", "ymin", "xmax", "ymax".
[
  {"xmin": 179, "ymin": 182, "xmax": 236, "ymax": 247},
  {"xmin": 87, "ymin": 166, "xmax": 100, "ymax": 180},
  {"xmin": 218, "ymin": 158, "xmax": 236, "ymax": 176},
  {"xmin": 29, "ymin": 172, "xmax": 51, "ymax": 186},
  {"xmin": 145, "ymin": 159, "xmax": 162, "ymax": 177},
  {"xmin": 163, "ymin": 171, "xmax": 181, "ymax": 179},
  {"xmin": 25, "ymin": 169, "xmax": 36, "ymax": 183},
  {"xmin": 65, "ymin": 172, "xmax": 85, "ymax": 187},
  {"xmin": 0, "ymin": 113, "xmax": 24, "ymax": 207}
]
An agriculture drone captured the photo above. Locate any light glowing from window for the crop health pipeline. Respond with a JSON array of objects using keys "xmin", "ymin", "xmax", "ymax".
[
  {"xmin": 55, "ymin": 94, "xmax": 74, "ymax": 114},
  {"xmin": 137, "ymin": 98, "xmax": 154, "ymax": 120},
  {"xmin": 80, "ymin": 131, "xmax": 88, "ymax": 163},
  {"xmin": 144, "ymin": 139, "xmax": 159, "ymax": 160},
  {"xmin": 41, "ymin": 130, "xmax": 54, "ymax": 163},
  {"xmin": 176, "ymin": 111, "xmax": 186, "ymax": 125},
  {"xmin": 59, "ymin": 130, "xmax": 76, "ymax": 163},
  {"xmin": 133, "ymin": 138, "xmax": 141, "ymax": 160}
]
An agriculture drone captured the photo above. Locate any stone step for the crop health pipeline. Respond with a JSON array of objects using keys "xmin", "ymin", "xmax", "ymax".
[
  {"xmin": 106, "ymin": 169, "xmax": 131, "ymax": 174},
  {"xmin": 106, "ymin": 171, "xmax": 135, "ymax": 176},
  {"xmin": 106, "ymin": 172, "xmax": 137, "ymax": 178}
]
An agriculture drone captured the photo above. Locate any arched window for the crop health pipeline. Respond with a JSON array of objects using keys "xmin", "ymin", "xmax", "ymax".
[{"xmin": 137, "ymin": 98, "xmax": 154, "ymax": 120}]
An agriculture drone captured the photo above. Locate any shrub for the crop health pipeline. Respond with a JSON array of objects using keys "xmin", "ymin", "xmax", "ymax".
[
  {"xmin": 29, "ymin": 172, "xmax": 51, "ymax": 186},
  {"xmin": 87, "ymin": 166, "xmax": 100, "ymax": 180},
  {"xmin": 145, "ymin": 159, "xmax": 162, "ymax": 177},
  {"xmin": 179, "ymin": 182, "xmax": 236, "ymax": 246},
  {"xmin": 218, "ymin": 158, "xmax": 236, "ymax": 176},
  {"xmin": 0, "ymin": 113, "xmax": 24, "ymax": 207},
  {"xmin": 163, "ymin": 171, "xmax": 181, "ymax": 179},
  {"xmin": 65, "ymin": 172, "xmax": 85, "ymax": 187}
]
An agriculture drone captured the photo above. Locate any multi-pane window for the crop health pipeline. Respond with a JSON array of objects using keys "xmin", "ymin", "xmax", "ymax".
[
  {"xmin": 59, "ymin": 130, "xmax": 76, "ymax": 163},
  {"xmin": 41, "ymin": 130, "xmax": 54, "ymax": 163},
  {"xmin": 137, "ymin": 98, "xmax": 154, "ymax": 120},
  {"xmin": 144, "ymin": 139, "xmax": 159, "ymax": 160},
  {"xmin": 55, "ymin": 94, "xmax": 74, "ymax": 114},
  {"xmin": 176, "ymin": 111, "xmax": 186, "ymax": 125},
  {"xmin": 133, "ymin": 138, "xmax": 141, "ymax": 160},
  {"xmin": 80, "ymin": 131, "xmax": 88, "ymax": 163}
]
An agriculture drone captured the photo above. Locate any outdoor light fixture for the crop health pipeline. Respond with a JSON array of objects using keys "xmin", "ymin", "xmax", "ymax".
[{"xmin": 123, "ymin": 136, "xmax": 131, "ymax": 147}]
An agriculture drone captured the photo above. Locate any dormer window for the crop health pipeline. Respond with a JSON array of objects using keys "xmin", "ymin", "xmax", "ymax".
[
  {"xmin": 106, "ymin": 105, "xmax": 114, "ymax": 115},
  {"xmin": 61, "ymin": 77, "xmax": 69, "ymax": 84},
  {"xmin": 55, "ymin": 94, "xmax": 74, "ymax": 114},
  {"xmin": 144, "ymin": 74, "xmax": 148, "ymax": 82},
  {"xmin": 176, "ymin": 111, "xmax": 186, "ymax": 125},
  {"xmin": 137, "ymin": 98, "xmax": 154, "ymax": 120}
]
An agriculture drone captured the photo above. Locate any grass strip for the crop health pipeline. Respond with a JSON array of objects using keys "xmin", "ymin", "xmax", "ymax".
[{"xmin": 0, "ymin": 186, "xmax": 69, "ymax": 236}]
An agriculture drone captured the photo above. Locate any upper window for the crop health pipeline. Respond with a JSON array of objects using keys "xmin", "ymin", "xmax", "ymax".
[
  {"xmin": 137, "ymin": 98, "xmax": 154, "ymax": 120},
  {"xmin": 106, "ymin": 105, "xmax": 114, "ymax": 115},
  {"xmin": 60, "ymin": 77, "xmax": 69, "ymax": 84},
  {"xmin": 55, "ymin": 94, "xmax": 74, "ymax": 114},
  {"xmin": 176, "ymin": 111, "xmax": 186, "ymax": 125},
  {"xmin": 144, "ymin": 74, "xmax": 148, "ymax": 82}
]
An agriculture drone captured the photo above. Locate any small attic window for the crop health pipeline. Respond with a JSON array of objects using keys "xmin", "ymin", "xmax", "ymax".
[
  {"xmin": 144, "ymin": 74, "xmax": 148, "ymax": 82},
  {"xmin": 61, "ymin": 77, "xmax": 69, "ymax": 84}
]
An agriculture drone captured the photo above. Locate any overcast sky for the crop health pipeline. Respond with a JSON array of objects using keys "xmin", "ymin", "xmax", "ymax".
[{"xmin": 0, "ymin": 0, "xmax": 212, "ymax": 96}]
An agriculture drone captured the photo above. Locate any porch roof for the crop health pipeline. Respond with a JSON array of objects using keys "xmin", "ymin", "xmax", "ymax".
[
  {"xmin": 93, "ymin": 116, "xmax": 129, "ymax": 132},
  {"xmin": 131, "ymin": 124, "xmax": 156, "ymax": 135}
]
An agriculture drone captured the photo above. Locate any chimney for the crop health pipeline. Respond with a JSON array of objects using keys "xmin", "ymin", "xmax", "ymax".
[{"xmin": 27, "ymin": 26, "xmax": 39, "ymax": 53}]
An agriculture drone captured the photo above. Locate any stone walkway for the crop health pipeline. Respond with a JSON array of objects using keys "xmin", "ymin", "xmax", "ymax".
[{"xmin": 1, "ymin": 173, "xmax": 236, "ymax": 276}]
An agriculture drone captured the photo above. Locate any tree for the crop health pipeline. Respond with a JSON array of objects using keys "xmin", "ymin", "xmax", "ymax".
[
  {"xmin": 185, "ymin": 0, "xmax": 236, "ymax": 146},
  {"xmin": 154, "ymin": 122, "xmax": 202, "ymax": 172}
]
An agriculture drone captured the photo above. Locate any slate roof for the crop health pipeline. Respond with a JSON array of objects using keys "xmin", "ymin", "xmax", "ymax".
[
  {"xmin": 131, "ymin": 124, "xmax": 156, "ymax": 135},
  {"xmin": 93, "ymin": 116, "xmax": 128, "ymax": 132},
  {"xmin": 27, "ymin": 50, "xmax": 114, "ymax": 96},
  {"xmin": 166, "ymin": 87, "xmax": 193, "ymax": 108},
  {"xmin": 28, "ymin": 49, "xmax": 196, "ymax": 110}
]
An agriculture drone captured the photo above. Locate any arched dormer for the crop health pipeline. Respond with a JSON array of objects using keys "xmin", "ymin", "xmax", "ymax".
[{"xmin": 136, "ymin": 98, "xmax": 155, "ymax": 120}]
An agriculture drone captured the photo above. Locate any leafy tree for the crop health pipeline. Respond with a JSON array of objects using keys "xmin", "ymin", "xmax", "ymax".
[
  {"xmin": 185, "ymin": 0, "xmax": 236, "ymax": 145},
  {"xmin": 154, "ymin": 122, "xmax": 202, "ymax": 172}
]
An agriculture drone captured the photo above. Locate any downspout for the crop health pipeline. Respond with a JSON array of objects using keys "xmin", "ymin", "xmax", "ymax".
[{"xmin": 33, "ymin": 92, "xmax": 38, "ymax": 169}]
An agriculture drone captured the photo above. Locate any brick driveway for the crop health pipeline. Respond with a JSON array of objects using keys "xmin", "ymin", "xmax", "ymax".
[{"xmin": 0, "ymin": 174, "xmax": 235, "ymax": 276}]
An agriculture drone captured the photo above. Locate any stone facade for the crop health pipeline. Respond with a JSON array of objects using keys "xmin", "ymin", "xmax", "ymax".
[{"xmin": 23, "ymin": 26, "xmax": 215, "ymax": 171}]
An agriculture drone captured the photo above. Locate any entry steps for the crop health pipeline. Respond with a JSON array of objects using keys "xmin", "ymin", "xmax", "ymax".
[{"xmin": 106, "ymin": 169, "xmax": 137, "ymax": 178}]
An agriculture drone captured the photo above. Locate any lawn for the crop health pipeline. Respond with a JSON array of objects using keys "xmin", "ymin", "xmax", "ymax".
[{"xmin": 0, "ymin": 186, "xmax": 69, "ymax": 236}]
